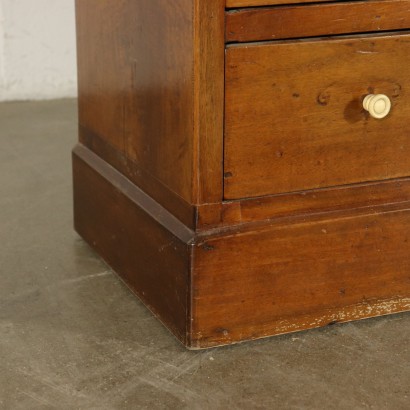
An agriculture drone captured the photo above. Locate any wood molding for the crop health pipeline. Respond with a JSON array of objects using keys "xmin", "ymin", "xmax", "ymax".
[
  {"xmin": 198, "ymin": 178, "xmax": 410, "ymax": 229},
  {"xmin": 73, "ymin": 144, "xmax": 196, "ymax": 243},
  {"xmin": 79, "ymin": 127, "xmax": 196, "ymax": 229}
]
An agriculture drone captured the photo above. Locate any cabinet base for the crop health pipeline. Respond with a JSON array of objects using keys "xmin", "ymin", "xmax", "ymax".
[{"xmin": 73, "ymin": 145, "xmax": 410, "ymax": 349}]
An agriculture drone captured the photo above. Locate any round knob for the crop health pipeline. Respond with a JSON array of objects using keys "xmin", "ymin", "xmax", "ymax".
[{"xmin": 363, "ymin": 94, "xmax": 391, "ymax": 119}]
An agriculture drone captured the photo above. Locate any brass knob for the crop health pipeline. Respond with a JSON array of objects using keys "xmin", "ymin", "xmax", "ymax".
[{"xmin": 363, "ymin": 94, "xmax": 391, "ymax": 119}]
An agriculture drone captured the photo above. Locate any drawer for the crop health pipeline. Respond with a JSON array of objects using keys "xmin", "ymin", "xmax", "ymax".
[
  {"xmin": 226, "ymin": 0, "xmax": 410, "ymax": 43},
  {"xmin": 224, "ymin": 33, "xmax": 410, "ymax": 200},
  {"xmin": 226, "ymin": 0, "xmax": 330, "ymax": 7}
]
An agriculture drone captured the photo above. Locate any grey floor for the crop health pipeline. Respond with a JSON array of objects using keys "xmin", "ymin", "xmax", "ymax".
[{"xmin": 0, "ymin": 99, "xmax": 409, "ymax": 410}]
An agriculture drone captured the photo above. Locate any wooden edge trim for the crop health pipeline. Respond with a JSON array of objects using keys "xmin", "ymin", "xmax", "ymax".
[
  {"xmin": 197, "ymin": 178, "xmax": 410, "ymax": 230},
  {"xmin": 191, "ymin": 296, "xmax": 410, "ymax": 348},
  {"xmin": 79, "ymin": 125, "xmax": 196, "ymax": 229},
  {"xmin": 72, "ymin": 146, "xmax": 410, "ymax": 240},
  {"xmin": 73, "ymin": 143, "xmax": 195, "ymax": 244},
  {"xmin": 196, "ymin": 200, "xmax": 410, "ymax": 240},
  {"xmin": 193, "ymin": 0, "xmax": 225, "ymax": 204}
]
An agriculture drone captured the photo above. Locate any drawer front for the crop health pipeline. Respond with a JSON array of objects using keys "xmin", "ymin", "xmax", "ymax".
[
  {"xmin": 224, "ymin": 33, "xmax": 410, "ymax": 200},
  {"xmin": 226, "ymin": 0, "xmax": 410, "ymax": 43},
  {"xmin": 226, "ymin": 0, "xmax": 330, "ymax": 7}
]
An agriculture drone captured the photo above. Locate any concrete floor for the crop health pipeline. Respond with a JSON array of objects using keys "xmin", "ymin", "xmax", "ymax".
[{"xmin": 0, "ymin": 99, "xmax": 409, "ymax": 409}]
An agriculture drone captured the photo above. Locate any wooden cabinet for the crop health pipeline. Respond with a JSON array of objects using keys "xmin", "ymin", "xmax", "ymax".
[{"xmin": 73, "ymin": 0, "xmax": 410, "ymax": 349}]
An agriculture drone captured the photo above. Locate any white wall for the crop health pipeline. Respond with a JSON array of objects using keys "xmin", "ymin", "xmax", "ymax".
[{"xmin": 0, "ymin": 0, "xmax": 77, "ymax": 101}]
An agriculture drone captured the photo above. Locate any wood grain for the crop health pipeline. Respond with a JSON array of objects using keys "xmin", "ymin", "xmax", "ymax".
[
  {"xmin": 226, "ymin": 0, "xmax": 410, "ymax": 43},
  {"xmin": 193, "ymin": 0, "xmax": 225, "ymax": 204},
  {"xmin": 192, "ymin": 206, "xmax": 410, "ymax": 347},
  {"xmin": 76, "ymin": 0, "xmax": 225, "ymax": 207},
  {"xmin": 225, "ymin": 33, "xmax": 410, "ymax": 199},
  {"xmin": 226, "ymin": 0, "xmax": 330, "ymax": 7},
  {"xmin": 76, "ymin": 0, "xmax": 195, "ymax": 203},
  {"xmin": 73, "ymin": 144, "xmax": 193, "ymax": 345}
]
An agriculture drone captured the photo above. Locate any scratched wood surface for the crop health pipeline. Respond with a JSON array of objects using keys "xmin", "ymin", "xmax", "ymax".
[
  {"xmin": 225, "ymin": 33, "xmax": 410, "ymax": 199},
  {"xmin": 192, "ymin": 206, "xmax": 410, "ymax": 347},
  {"xmin": 226, "ymin": 0, "xmax": 410, "ymax": 42}
]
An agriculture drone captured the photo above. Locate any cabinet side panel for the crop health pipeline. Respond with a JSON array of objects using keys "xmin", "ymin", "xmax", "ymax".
[{"xmin": 76, "ymin": 0, "xmax": 195, "ymax": 203}]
